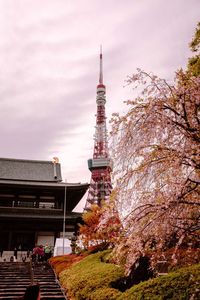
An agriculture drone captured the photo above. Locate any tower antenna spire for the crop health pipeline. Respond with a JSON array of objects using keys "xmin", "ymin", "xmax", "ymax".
[
  {"xmin": 85, "ymin": 48, "xmax": 112, "ymax": 210},
  {"xmin": 99, "ymin": 45, "xmax": 103, "ymax": 84}
]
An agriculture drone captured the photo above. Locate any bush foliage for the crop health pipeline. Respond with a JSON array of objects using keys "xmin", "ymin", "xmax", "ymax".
[
  {"xmin": 59, "ymin": 251, "xmax": 124, "ymax": 300},
  {"xmin": 55, "ymin": 250, "xmax": 200, "ymax": 300},
  {"xmin": 118, "ymin": 263, "xmax": 200, "ymax": 300}
]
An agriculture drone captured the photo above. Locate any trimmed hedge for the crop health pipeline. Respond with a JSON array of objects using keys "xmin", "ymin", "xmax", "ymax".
[
  {"xmin": 118, "ymin": 263, "xmax": 200, "ymax": 300},
  {"xmin": 59, "ymin": 250, "xmax": 123, "ymax": 300},
  {"xmin": 55, "ymin": 251, "xmax": 200, "ymax": 300}
]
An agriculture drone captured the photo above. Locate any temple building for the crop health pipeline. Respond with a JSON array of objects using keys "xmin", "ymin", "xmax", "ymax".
[{"xmin": 0, "ymin": 157, "xmax": 88, "ymax": 251}]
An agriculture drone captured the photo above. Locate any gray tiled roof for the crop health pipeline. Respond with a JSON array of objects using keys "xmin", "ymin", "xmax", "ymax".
[
  {"xmin": 0, "ymin": 179, "xmax": 89, "ymax": 188},
  {"xmin": 0, "ymin": 158, "xmax": 62, "ymax": 182}
]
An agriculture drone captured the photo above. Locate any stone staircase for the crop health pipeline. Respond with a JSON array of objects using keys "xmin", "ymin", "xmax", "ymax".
[
  {"xmin": 0, "ymin": 261, "xmax": 66, "ymax": 299},
  {"xmin": 33, "ymin": 262, "xmax": 66, "ymax": 299}
]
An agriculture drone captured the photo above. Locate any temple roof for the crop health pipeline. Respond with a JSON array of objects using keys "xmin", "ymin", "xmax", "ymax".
[
  {"xmin": 0, "ymin": 179, "xmax": 89, "ymax": 211},
  {"xmin": 0, "ymin": 157, "xmax": 62, "ymax": 182},
  {"xmin": 0, "ymin": 179, "xmax": 88, "ymax": 188},
  {"xmin": 0, "ymin": 157, "xmax": 89, "ymax": 211}
]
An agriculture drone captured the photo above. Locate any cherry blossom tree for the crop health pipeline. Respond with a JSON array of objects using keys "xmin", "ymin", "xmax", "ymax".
[{"xmin": 110, "ymin": 68, "xmax": 200, "ymax": 271}]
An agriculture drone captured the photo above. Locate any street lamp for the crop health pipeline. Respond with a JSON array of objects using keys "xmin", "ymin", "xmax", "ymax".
[{"xmin": 62, "ymin": 185, "xmax": 67, "ymax": 255}]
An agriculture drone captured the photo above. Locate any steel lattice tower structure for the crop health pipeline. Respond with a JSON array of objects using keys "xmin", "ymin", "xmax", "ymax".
[{"xmin": 85, "ymin": 48, "xmax": 112, "ymax": 210}]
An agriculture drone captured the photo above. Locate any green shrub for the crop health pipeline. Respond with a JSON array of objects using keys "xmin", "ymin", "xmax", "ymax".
[
  {"xmin": 89, "ymin": 287, "xmax": 121, "ymax": 300},
  {"xmin": 117, "ymin": 263, "xmax": 200, "ymax": 300},
  {"xmin": 57, "ymin": 250, "xmax": 200, "ymax": 300},
  {"xmin": 59, "ymin": 250, "xmax": 123, "ymax": 300}
]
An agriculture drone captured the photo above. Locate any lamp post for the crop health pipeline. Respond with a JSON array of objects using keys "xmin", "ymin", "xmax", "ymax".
[{"xmin": 62, "ymin": 185, "xmax": 67, "ymax": 255}]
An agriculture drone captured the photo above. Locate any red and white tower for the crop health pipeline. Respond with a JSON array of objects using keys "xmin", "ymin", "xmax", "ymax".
[{"xmin": 85, "ymin": 47, "xmax": 112, "ymax": 210}]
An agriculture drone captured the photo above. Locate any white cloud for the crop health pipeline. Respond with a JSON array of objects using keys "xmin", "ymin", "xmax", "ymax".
[{"xmin": 0, "ymin": 0, "xmax": 199, "ymax": 211}]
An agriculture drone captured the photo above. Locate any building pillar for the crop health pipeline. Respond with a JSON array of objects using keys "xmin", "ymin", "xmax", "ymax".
[
  {"xmin": 34, "ymin": 232, "xmax": 38, "ymax": 247},
  {"xmin": 8, "ymin": 231, "xmax": 12, "ymax": 250}
]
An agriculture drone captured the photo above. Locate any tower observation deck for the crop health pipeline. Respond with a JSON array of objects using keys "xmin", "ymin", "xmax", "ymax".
[{"xmin": 84, "ymin": 47, "xmax": 112, "ymax": 210}]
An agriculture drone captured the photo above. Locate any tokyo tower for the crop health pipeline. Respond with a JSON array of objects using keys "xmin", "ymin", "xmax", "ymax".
[{"xmin": 84, "ymin": 47, "xmax": 112, "ymax": 210}]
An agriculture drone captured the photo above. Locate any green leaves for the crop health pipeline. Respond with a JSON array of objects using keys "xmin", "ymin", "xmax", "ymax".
[{"xmin": 59, "ymin": 251, "xmax": 123, "ymax": 300}]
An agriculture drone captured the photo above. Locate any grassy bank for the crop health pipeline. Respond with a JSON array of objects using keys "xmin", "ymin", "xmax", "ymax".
[
  {"xmin": 118, "ymin": 263, "xmax": 200, "ymax": 300},
  {"xmin": 50, "ymin": 251, "xmax": 200, "ymax": 300},
  {"xmin": 59, "ymin": 251, "xmax": 124, "ymax": 300}
]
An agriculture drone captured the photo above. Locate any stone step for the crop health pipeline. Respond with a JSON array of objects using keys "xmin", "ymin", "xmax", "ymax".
[
  {"xmin": 0, "ymin": 274, "xmax": 30, "ymax": 276},
  {"xmin": 0, "ymin": 297, "xmax": 69, "ymax": 300},
  {"xmin": 0, "ymin": 299, "xmax": 65, "ymax": 300},
  {"xmin": 33, "ymin": 279, "xmax": 57, "ymax": 283},
  {"xmin": 0, "ymin": 282, "xmax": 30, "ymax": 285},
  {"xmin": 0, "ymin": 290, "xmax": 26, "ymax": 293},
  {"xmin": 0, "ymin": 276, "xmax": 30, "ymax": 279},
  {"xmin": 0, "ymin": 291, "xmax": 64, "ymax": 295},
  {"xmin": 0, "ymin": 295, "xmax": 65, "ymax": 299},
  {"xmin": 0, "ymin": 292, "xmax": 25, "ymax": 297},
  {"xmin": 0, "ymin": 295, "xmax": 66, "ymax": 300},
  {"xmin": 0, "ymin": 289, "xmax": 64, "ymax": 293},
  {"xmin": 0, "ymin": 262, "xmax": 66, "ymax": 299},
  {"xmin": 0, "ymin": 279, "xmax": 30, "ymax": 281},
  {"xmin": 41, "ymin": 295, "xmax": 65, "ymax": 299}
]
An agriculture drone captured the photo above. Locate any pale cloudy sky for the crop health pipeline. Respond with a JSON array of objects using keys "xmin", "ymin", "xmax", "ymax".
[{"xmin": 0, "ymin": 0, "xmax": 199, "ymax": 210}]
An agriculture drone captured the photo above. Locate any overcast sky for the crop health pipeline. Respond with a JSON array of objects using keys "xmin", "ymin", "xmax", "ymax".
[{"xmin": 0, "ymin": 0, "xmax": 199, "ymax": 210}]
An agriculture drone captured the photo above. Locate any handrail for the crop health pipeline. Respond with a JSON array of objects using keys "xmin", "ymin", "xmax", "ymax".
[{"xmin": 29, "ymin": 258, "xmax": 34, "ymax": 285}]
